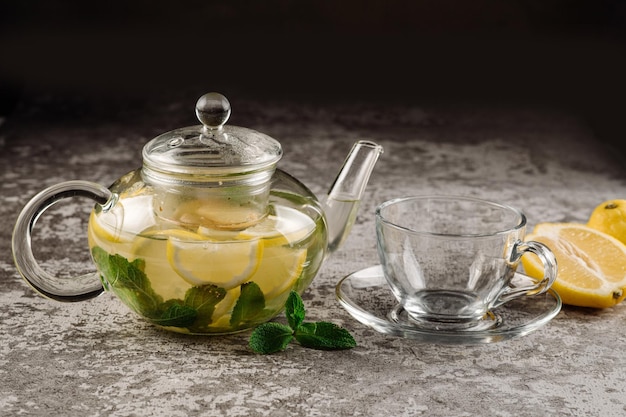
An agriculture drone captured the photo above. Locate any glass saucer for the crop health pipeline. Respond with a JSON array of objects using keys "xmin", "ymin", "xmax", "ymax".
[{"xmin": 335, "ymin": 265, "xmax": 562, "ymax": 345}]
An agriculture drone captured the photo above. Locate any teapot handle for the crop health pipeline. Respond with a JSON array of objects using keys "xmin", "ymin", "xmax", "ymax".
[{"xmin": 12, "ymin": 181, "xmax": 115, "ymax": 302}]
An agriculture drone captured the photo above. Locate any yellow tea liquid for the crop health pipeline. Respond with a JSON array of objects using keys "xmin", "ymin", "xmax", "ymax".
[{"xmin": 88, "ymin": 196, "xmax": 323, "ymax": 334}]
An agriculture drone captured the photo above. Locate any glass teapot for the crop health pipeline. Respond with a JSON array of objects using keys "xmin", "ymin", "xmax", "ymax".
[{"xmin": 12, "ymin": 93, "xmax": 383, "ymax": 335}]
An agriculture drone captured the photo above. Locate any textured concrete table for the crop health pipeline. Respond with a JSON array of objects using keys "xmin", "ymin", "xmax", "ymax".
[{"xmin": 1, "ymin": 90, "xmax": 625, "ymax": 417}]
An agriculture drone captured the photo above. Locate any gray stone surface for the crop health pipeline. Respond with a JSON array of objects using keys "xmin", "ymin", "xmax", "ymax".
[{"xmin": 1, "ymin": 92, "xmax": 626, "ymax": 416}]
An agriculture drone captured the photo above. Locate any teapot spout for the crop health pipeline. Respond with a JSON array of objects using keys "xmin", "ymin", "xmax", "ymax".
[{"xmin": 323, "ymin": 140, "xmax": 383, "ymax": 254}]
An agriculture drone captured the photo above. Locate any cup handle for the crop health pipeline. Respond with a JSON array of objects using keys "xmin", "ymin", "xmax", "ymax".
[
  {"xmin": 12, "ymin": 181, "xmax": 115, "ymax": 302},
  {"xmin": 496, "ymin": 240, "xmax": 558, "ymax": 305}
]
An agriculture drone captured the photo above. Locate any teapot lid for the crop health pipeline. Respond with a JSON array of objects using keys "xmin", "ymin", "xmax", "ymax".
[{"xmin": 142, "ymin": 93, "xmax": 282, "ymax": 182}]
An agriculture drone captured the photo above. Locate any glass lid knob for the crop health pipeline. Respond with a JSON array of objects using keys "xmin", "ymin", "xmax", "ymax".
[
  {"xmin": 195, "ymin": 92, "xmax": 231, "ymax": 130},
  {"xmin": 141, "ymin": 91, "xmax": 282, "ymax": 182}
]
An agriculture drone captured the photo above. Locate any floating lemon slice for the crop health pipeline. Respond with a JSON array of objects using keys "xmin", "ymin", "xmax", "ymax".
[
  {"xmin": 88, "ymin": 211, "xmax": 140, "ymax": 265},
  {"xmin": 166, "ymin": 229, "xmax": 263, "ymax": 289},
  {"xmin": 197, "ymin": 206, "xmax": 312, "ymax": 310},
  {"xmin": 242, "ymin": 206, "xmax": 316, "ymax": 247},
  {"xmin": 129, "ymin": 228, "xmax": 192, "ymax": 299},
  {"xmin": 249, "ymin": 245, "xmax": 308, "ymax": 307},
  {"xmin": 89, "ymin": 212, "xmax": 118, "ymax": 243},
  {"xmin": 210, "ymin": 286, "xmax": 242, "ymax": 329},
  {"xmin": 88, "ymin": 210, "xmax": 127, "ymax": 249},
  {"xmin": 522, "ymin": 222, "xmax": 626, "ymax": 308},
  {"xmin": 89, "ymin": 196, "xmax": 156, "ymax": 253}
]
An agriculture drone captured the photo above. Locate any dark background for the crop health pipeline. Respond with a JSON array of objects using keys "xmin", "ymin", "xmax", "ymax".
[{"xmin": 1, "ymin": 1, "xmax": 625, "ymax": 152}]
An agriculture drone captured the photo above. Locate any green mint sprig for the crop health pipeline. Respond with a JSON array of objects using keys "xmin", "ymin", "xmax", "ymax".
[
  {"xmin": 92, "ymin": 246, "xmax": 228, "ymax": 332},
  {"xmin": 249, "ymin": 291, "xmax": 357, "ymax": 354}
]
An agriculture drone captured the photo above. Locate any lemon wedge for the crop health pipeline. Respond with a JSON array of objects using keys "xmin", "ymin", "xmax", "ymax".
[
  {"xmin": 166, "ymin": 229, "xmax": 263, "ymax": 289},
  {"xmin": 522, "ymin": 222, "xmax": 626, "ymax": 308}
]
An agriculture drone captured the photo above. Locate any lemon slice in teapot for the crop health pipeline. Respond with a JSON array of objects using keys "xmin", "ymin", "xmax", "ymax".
[
  {"xmin": 250, "ymin": 246, "xmax": 308, "ymax": 306},
  {"xmin": 242, "ymin": 206, "xmax": 316, "ymax": 246},
  {"xmin": 166, "ymin": 229, "xmax": 263, "ymax": 289}
]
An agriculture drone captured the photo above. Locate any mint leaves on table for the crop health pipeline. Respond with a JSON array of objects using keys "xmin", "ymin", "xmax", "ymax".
[{"xmin": 249, "ymin": 291, "xmax": 357, "ymax": 354}]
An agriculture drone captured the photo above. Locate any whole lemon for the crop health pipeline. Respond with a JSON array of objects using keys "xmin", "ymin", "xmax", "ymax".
[{"xmin": 587, "ymin": 199, "xmax": 626, "ymax": 246}]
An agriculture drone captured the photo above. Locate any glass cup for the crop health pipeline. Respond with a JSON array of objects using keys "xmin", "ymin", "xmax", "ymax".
[{"xmin": 375, "ymin": 195, "xmax": 557, "ymax": 331}]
